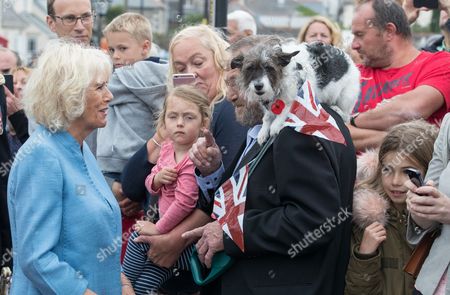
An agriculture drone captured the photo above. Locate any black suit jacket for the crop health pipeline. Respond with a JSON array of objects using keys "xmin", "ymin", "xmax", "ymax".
[
  {"xmin": 0, "ymin": 86, "xmax": 28, "ymax": 268},
  {"xmin": 200, "ymin": 105, "xmax": 356, "ymax": 295}
]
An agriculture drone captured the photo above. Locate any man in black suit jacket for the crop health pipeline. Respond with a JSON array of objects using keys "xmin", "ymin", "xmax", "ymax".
[
  {"xmin": 184, "ymin": 37, "xmax": 357, "ymax": 295},
  {"xmin": 0, "ymin": 77, "xmax": 28, "ymax": 268}
]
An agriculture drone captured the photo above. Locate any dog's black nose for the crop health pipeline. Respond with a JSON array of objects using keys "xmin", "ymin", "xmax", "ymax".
[{"xmin": 254, "ymin": 82, "xmax": 264, "ymax": 91}]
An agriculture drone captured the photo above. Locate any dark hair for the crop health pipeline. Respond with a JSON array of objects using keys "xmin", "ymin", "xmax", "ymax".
[
  {"xmin": 47, "ymin": 0, "xmax": 55, "ymax": 16},
  {"xmin": 359, "ymin": 0, "xmax": 411, "ymax": 39}
]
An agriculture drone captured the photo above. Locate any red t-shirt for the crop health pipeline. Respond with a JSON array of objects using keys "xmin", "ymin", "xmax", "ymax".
[{"xmin": 353, "ymin": 51, "xmax": 450, "ymax": 126}]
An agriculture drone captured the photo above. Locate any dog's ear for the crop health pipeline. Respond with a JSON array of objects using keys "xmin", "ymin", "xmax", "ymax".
[
  {"xmin": 230, "ymin": 55, "xmax": 244, "ymax": 69},
  {"xmin": 277, "ymin": 50, "xmax": 300, "ymax": 67}
]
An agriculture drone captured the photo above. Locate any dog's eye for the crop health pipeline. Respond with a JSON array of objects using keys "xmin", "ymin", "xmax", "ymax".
[
  {"xmin": 264, "ymin": 66, "xmax": 275, "ymax": 73},
  {"xmin": 244, "ymin": 65, "xmax": 254, "ymax": 72}
]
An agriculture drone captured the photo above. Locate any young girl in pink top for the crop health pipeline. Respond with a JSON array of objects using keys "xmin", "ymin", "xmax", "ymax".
[{"xmin": 122, "ymin": 85, "xmax": 211, "ymax": 295}]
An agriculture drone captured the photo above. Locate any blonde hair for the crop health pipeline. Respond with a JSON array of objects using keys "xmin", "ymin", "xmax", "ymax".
[
  {"xmin": 358, "ymin": 120, "xmax": 438, "ymax": 198},
  {"xmin": 168, "ymin": 24, "xmax": 229, "ymax": 103},
  {"xmin": 297, "ymin": 16, "xmax": 342, "ymax": 47},
  {"xmin": 158, "ymin": 85, "xmax": 211, "ymax": 130},
  {"xmin": 22, "ymin": 40, "xmax": 112, "ymax": 131},
  {"xmin": 103, "ymin": 12, "xmax": 152, "ymax": 43},
  {"xmin": 11, "ymin": 66, "xmax": 31, "ymax": 77}
]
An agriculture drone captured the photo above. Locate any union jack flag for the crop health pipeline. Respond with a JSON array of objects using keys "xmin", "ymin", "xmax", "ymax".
[
  {"xmin": 212, "ymin": 165, "xmax": 249, "ymax": 252},
  {"xmin": 285, "ymin": 80, "xmax": 346, "ymax": 145}
]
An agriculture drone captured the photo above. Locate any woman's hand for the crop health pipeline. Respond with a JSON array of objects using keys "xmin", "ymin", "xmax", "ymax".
[
  {"xmin": 407, "ymin": 182, "xmax": 450, "ymax": 224},
  {"xmin": 133, "ymin": 231, "xmax": 186, "ymax": 268},
  {"xmin": 113, "ymin": 182, "xmax": 143, "ymax": 217},
  {"xmin": 359, "ymin": 222, "xmax": 386, "ymax": 255},
  {"xmin": 4, "ymin": 86, "xmax": 22, "ymax": 116},
  {"xmin": 439, "ymin": 0, "xmax": 450, "ymax": 14},
  {"xmin": 402, "ymin": 0, "xmax": 427, "ymax": 24},
  {"xmin": 118, "ymin": 198, "xmax": 143, "ymax": 218},
  {"xmin": 112, "ymin": 181, "xmax": 126, "ymax": 202},
  {"xmin": 147, "ymin": 125, "xmax": 168, "ymax": 164},
  {"xmin": 133, "ymin": 220, "xmax": 160, "ymax": 236},
  {"xmin": 406, "ymin": 179, "xmax": 439, "ymax": 229}
]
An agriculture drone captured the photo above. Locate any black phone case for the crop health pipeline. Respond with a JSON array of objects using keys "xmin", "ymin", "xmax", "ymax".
[
  {"xmin": 413, "ymin": 0, "xmax": 439, "ymax": 9},
  {"xmin": 4, "ymin": 75, "xmax": 14, "ymax": 94}
]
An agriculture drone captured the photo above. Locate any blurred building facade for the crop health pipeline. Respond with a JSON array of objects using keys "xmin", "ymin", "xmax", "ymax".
[
  {"xmin": 0, "ymin": 0, "xmax": 54, "ymax": 65},
  {"xmin": 0, "ymin": 0, "xmax": 435, "ymax": 64}
]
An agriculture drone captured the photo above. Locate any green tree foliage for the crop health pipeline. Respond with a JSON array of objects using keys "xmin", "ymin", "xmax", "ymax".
[
  {"xmin": 183, "ymin": 13, "xmax": 204, "ymax": 25},
  {"xmin": 105, "ymin": 5, "xmax": 126, "ymax": 24},
  {"xmin": 430, "ymin": 9, "xmax": 440, "ymax": 33},
  {"xmin": 296, "ymin": 5, "xmax": 317, "ymax": 16}
]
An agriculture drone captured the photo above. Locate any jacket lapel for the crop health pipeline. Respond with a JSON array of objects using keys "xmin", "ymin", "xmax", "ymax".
[{"xmin": 235, "ymin": 142, "xmax": 262, "ymax": 172}]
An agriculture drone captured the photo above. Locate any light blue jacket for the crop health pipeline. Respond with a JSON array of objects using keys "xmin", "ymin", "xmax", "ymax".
[{"xmin": 7, "ymin": 126, "xmax": 122, "ymax": 295}]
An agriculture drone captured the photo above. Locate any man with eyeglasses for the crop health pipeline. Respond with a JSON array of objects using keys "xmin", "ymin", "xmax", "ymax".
[
  {"xmin": 46, "ymin": 0, "xmax": 94, "ymax": 45},
  {"xmin": 45, "ymin": 0, "xmax": 97, "ymax": 155}
]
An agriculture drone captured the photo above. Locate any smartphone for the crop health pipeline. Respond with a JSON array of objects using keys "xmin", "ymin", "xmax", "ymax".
[
  {"xmin": 405, "ymin": 168, "xmax": 424, "ymax": 187},
  {"xmin": 413, "ymin": 0, "xmax": 439, "ymax": 9},
  {"xmin": 173, "ymin": 73, "xmax": 196, "ymax": 87},
  {"xmin": 4, "ymin": 74, "xmax": 14, "ymax": 95}
]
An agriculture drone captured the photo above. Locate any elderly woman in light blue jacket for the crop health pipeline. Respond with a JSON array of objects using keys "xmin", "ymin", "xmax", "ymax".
[
  {"xmin": 407, "ymin": 113, "xmax": 450, "ymax": 295},
  {"xmin": 7, "ymin": 40, "xmax": 122, "ymax": 295}
]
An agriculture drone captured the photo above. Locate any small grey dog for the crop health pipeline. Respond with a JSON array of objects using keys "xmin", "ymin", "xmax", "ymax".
[{"xmin": 231, "ymin": 38, "xmax": 360, "ymax": 144}]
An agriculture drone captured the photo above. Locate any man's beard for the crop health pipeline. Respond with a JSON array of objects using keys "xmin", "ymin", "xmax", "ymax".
[
  {"xmin": 363, "ymin": 43, "xmax": 392, "ymax": 68},
  {"xmin": 236, "ymin": 101, "xmax": 264, "ymax": 127}
]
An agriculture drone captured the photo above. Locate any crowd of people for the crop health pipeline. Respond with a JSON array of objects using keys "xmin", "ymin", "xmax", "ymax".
[{"xmin": 2, "ymin": 0, "xmax": 450, "ymax": 294}]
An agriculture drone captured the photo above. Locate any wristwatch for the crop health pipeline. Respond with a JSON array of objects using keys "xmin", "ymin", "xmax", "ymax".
[{"xmin": 350, "ymin": 113, "xmax": 360, "ymax": 127}]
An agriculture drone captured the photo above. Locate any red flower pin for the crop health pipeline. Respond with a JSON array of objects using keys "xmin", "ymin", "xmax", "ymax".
[{"xmin": 271, "ymin": 99, "xmax": 285, "ymax": 115}]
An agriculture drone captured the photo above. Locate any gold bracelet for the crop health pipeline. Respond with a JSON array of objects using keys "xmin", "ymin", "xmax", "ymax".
[{"xmin": 151, "ymin": 137, "xmax": 161, "ymax": 148}]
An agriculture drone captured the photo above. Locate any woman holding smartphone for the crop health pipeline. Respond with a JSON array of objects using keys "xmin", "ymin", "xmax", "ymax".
[
  {"xmin": 167, "ymin": 24, "xmax": 248, "ymax": 170},
  {"xmin": 120, "ymin": 24, "xmax": 247, "ymax": 294},
  {"xmin": 407, "ymin": 113, "xmax": 450, "ymax": 295}
]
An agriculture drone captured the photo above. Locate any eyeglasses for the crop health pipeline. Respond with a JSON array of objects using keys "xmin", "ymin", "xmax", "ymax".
[{"xmin": 51, "ymin": 12, "xmax": 95, "ymax": 26}]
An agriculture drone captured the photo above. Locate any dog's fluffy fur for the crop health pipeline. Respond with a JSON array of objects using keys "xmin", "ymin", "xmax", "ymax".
[
  {"xmin": 231, "ymin": 37, "xmax": 360, "ymax": 144},
  {"xmin": 284, "ymin": 41, "xmax": 361, "ymax": 122}
]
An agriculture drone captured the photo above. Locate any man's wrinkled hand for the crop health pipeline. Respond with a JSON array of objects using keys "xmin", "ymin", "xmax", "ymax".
[
  {"xmin": 182, "ymin": 221, "xmax": 224, "ymax": 268},
  {"xmin": 189, "ymin": 129, "xmax": 222, "ymax": 176}
]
